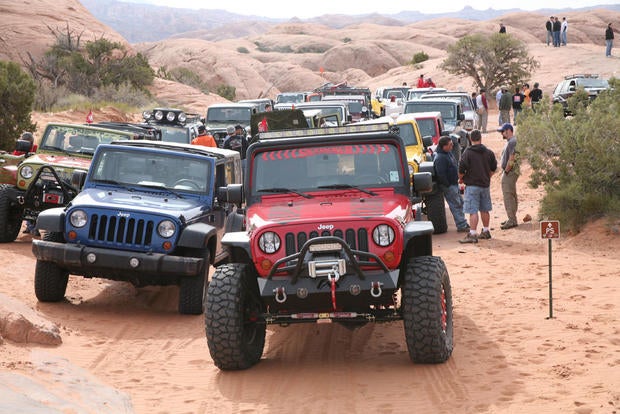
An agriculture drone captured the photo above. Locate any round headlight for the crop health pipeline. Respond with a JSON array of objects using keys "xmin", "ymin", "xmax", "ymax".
[
  {"xmin": 258, "ymin": 231, "xmax": 280, "ymax": 254},
  {"xmin": 142, "ymin": 110, "xmax": 152, "ymax": 120},
  {"xmin": 157, "ymin": 220, "xmax": 176, "ymax": 238},
  {"xmin": 154, "ymin": 110, "xmax": 164, "ymax": 121},
  {"xmin": 177, "ymin": 112, "xmax": 187, "ymax": 123},
  {"xmin": 166, "ymin": 111, "xmax": 176, "ymax": 122},
  {"xmin": 20, "ymin": 165, "xmax": 34, "ymax": 179},
  {"xmin": 69, "ymin": 210, "xmax": 88, "ymax": 228},
  {"xmin": 372, "ymin": 224, "xmax": 395, "ymax": 247}
]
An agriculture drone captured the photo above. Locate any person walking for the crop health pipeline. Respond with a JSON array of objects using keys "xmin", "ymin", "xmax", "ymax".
[
  {"xmin": 458, "ymin": 129, "xmax": 497, "ymax": 243},
  {"xmin": 498, "ymin": 123, "xmax": 520, "ymax": 230},
  {"xmin": 530, "ymin": 82, "xmax": 543, "ymax": 111},
  {"xmin": 191, "ymin": 125, "xmax": 217, "ymax": 148},
  {"xmin": 475, "ymin": 88, "xmax": 489, "ymax": 133},
  {"xmin": 522, "ymin": 83, "xmax": 531, "ymax": 107},
  {"xmin": 546, "ymin": 17, "xmax": 554, "ymax": 46},
  {"xmin": 498, "ymin": 87, "xmax": 512, "ymax": 125},
  {"xmin": 495, "ymin": 88, "xmax": 503, "ymax": 125},
  {"xmin": 606, "ymin": 23, "xmax": 614, "ymax": 57},
  {"xmin": 499, "ymin": 22, "xmax": 506, "ymax": 34},
  {"xmin": 552, "ymin": 17, "xmax": 561, "ymax": 47},
  {"xmin": 434, "ymin": 136, "xmax": 470, "ymax": 233},
  {"xmin": 561, "ymin": 17, "xmax": 568, "ymax": 46},
  {"xmin": 511, "ymin": 86, "xmax": 525, "ymax": 125}
]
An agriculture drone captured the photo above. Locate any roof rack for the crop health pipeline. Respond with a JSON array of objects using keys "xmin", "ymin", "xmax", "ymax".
[
  {"xmin": 257, "ymin": 122, "xmax": 390, "ymax": 140},
  {"xmin": 564, "ymin": 74, "xmax": 599, "ymax": 80}
]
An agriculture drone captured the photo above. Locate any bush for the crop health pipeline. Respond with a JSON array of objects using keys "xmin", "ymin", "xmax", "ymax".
[
  {"xmin": 216, "ymin": 84, "xmax": 236, "ymax": 101},
  {"xmin": 517, "ymin": 78, "xmax": 620, "ymax": 232},
  {"xmin": 343, "ymin": 37, "xmax": 352, "ymax": 43},
  {"xmin": 166, "ymin": 67, "xmax": 208, "ymax": 93},
  {"xmin": 237, "ymin": 47, "xmax": 249, "ymax": 54},
  {"xmin": 411, "ymin": 51, "xmax": 429, "ymax": 64},
  {"xmin": 0, "ymin": 60, "xmax": 37, "ymax": 151}
]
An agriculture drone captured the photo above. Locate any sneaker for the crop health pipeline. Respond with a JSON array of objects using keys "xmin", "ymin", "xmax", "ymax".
[
  {"xmin": 459, "ymin": 233, "xmax": 478, "ymax": 244},
  {"xmin": 479, "ymin": 230, "xmax": 492, "ymax": 239},
  {"xmin": 457, "ymin": 226, "xmax": 470, "ymax": 233},
  {"xmin": 500, "ymin": 221, "xmax": 518, "ymax": 230}
]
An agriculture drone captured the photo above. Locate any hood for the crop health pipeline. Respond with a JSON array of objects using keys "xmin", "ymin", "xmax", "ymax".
[
  {"xmin": 247, "ymin": 190, "xmax": 410, "ymax": 230},
  {"xmin": 74, "ymin": 187, "xmax": 208, "ymax": 217},
  {"xmin": 25, "ymin": 153, "xmax": 92, "ymax": 170}
]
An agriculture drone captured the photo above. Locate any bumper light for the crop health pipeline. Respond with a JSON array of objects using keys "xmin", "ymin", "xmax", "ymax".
[
  {"xmin": 86, "ymin": 253, "xmax": 97, "ymax": 264},
  {"xmin": 129, "ymin": 257, "xmax": 140, "ymax": 268}
]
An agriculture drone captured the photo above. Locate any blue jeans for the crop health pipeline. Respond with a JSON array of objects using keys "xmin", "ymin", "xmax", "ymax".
[
  {"xmin": 553, "ymin": 31, "xmax": 560, "ymax": 47},
  {"xmin": 606, "ymin": 39, "xmax": 613, "ymax": 56},
  {"xmin": 442, "ymin": 184, "xmax": 468, "ymax": 229},
  {"xmin": 561, "ymin": 31, "xmax": 567, "ymax": 45},
  {"xmin": 546, "ymin": 30, "xmax": 552, "ymax": 45}
]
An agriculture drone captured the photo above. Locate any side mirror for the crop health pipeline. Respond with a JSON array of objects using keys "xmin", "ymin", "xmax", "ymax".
[
  {"xmin": 218, "ymin": 183, "xmax": 243, "ymax": 206},
  {"xmin": 422, "ymin": 136, "xmax": 434, "ymax": 148},
  {"xmin": 411, "ymin": 171, "xmax": 432, "ymax": 195},
  {"xmin": 458, "ymin": 113, "xmax": 465, "ymax": 121},
  {"xmin": 71, "ymin": 170, "xmax": 88, "ymax": 189}
]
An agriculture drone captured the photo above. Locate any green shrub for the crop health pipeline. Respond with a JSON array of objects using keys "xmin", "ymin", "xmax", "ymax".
[
  {"xmin": 517, "ymin": 78, "xmax": 620, "ymax": 232},
  {"xmin": 343, "ymin": 37, "xmax": 352, "ymax": 43},
  {"xmin": 0, "ymin": 60, "xmax": 37, "ymax": 150},
  {"xmin": 237, "ymin": 47, "xmax": 249, "ymax": 54},
  {"xmin": 411, "ymin": 51, "xmax": 429, "ymax": 64},
  {"xmin": 216, "ymin": 84, "xmax": 236, "ymax": 101}
]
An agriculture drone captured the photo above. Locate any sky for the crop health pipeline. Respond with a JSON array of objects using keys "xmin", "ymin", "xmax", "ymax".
[{"xmin": 128, "ymin": 0, "xmax": 607, "ymax": 18}]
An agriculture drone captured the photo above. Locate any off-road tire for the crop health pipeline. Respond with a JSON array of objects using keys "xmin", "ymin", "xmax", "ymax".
[
  {"xmin": 34, "ymin": 232, "xmax": 69, "ymax": 302},
  {"xmin": 425, "ymin": 189, "xmax": 447, "ymax": 234},
  {"xmin": 401, "ymin": 256, "xmax": 453, "ymax": 363},
  {"xmin": 178, "ymin": 250, "xmax": 210, "ymax": 315},
  {"xmin": 0, "ymin": 184, "xmax": 22, "ymax": 243},
  {"xmin": 205, "ymin": 263, "xmax": 265, "ymax": 370}
]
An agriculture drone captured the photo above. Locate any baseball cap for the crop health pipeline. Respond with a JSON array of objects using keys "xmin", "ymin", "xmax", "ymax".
[
  {"xmin": 497, "ymin": 123, "xmax": 513, "ymax": 132},
  {"xmin": 234, "ymin": 124, "xmax": 244, "ymax": 130},
  {"xmin": 226, "ymin": 125, "xmax": 235, "ymax": 134}
]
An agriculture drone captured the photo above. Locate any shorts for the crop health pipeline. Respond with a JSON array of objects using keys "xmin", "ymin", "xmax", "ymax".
[{"xmin": 463, "ymin": 185, "xmax": 492, "ymax": 214}]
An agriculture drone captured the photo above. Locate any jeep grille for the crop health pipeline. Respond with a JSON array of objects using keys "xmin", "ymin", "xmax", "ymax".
[
  {"xmin": 284, "ymin": 228, "xmax": 369, "ymax": 256},
  {"xmin": 88, "ymin": 214, "xmax": 154, "ymax": 247}
]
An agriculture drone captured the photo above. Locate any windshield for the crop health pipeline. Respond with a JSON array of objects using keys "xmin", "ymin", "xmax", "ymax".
[
  {"xmin": 207, "ymin": 107, "xmax": 253, "ymax": 124},
  {"xmin": 576, "ymin": 78, "xmax": 609, "ymax": 88},
  {"xmin": 395, "ymin": 123, "xmax": 418, "ymax": 146},
  {"xmin": 90, "ymin": 148, "xmax": 211, "ymax": 194},
  {"xmin": 382, "ymin": 87, "xmax": 409, "ymax": 99},
  {"xmin": 416, "ymin": 119, "xmax": 437, "ymax": 138},
  {"xmin": 405, "ymin": 103, "xmax": 456, "ymax": 121},
  {"xmin": 39, "ymin": 125, "xmax": 130, "ymax": 155},
  {"xmin": 276, "ymin": 94, "xmax": 305, "ymax": 104},
  {"xmin": 252, "ymin": 143, "xmax": 403, "ymax": 195},
  {"xmin": 159, "ymin": 126, "xmax": 191, "ymax": 144}
]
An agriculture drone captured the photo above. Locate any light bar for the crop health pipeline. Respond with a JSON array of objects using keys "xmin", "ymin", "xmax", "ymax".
[{"xmin": 258, "ymin": 122, "xmax": 391, "ymax": 140}]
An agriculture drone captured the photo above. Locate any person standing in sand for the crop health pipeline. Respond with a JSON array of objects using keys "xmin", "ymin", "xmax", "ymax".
[{"xmin": 458, "ymin": 129, "xmax": 497, "ymax": 243}]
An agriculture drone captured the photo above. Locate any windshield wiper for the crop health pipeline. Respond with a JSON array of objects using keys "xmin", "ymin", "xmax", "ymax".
[
  {"xmin": 317, "ymin": 184, "xmax": 378, "ymax": 196},
  {"xmin": 258, "ymin": 187, "xmax": 313, "ymax": 199},
  {"xmin": 138, "ymin": 183, "xmax": 185, "ymax": 199},
  {"xmin": 94, "ymin": 179, "xmax": 134, "ymax": 192}
]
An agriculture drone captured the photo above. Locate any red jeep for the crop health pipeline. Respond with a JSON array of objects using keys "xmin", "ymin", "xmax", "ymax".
[{"xmin": 206, "ymin": 123, "xmax": 453, "ymax": 370}]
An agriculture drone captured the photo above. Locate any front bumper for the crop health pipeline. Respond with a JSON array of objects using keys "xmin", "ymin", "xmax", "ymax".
[{"xmin": 32, "ymin": 240, "xmax": 203, "ymax": 280}]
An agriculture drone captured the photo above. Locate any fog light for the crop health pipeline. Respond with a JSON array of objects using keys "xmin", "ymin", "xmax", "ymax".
[
  {"xmin": 261, "ymin": 259, "xmax": 272, "ymax": 271},
  {"xmin": 86, "ymin": 253, "xmax": 97, "ymax": 264},
  {"xmin": 383, "ymin": 251, "xmax": 396, "ymax": 263},
  {"xmin": 349, "ymin": 284, "xmax": 361, "ymax": 296},
  {"xmin": 162, "ymin": 241, "xmax": 172, "ymax": 250},
  {"xmin": 296, "ymin": 288, "xmax": 308, "ymax": 299},
  {"xmin": 129, "ymin": 257, "xmax": 140, "ymax": 268},
  {"xmin": 68, "ymin": 231, "xmax": 77, "ymax": 240}
]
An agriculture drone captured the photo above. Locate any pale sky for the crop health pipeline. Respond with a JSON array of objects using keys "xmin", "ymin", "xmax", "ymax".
[{"xmin": 127, "ymin": 0, "xmax": 607, "ymax": 18}]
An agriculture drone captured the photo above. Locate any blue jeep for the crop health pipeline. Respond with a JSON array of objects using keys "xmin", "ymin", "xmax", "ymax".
[{"xmin": 31, "ymin": 140, "xmax": 244, "ymax": 314}]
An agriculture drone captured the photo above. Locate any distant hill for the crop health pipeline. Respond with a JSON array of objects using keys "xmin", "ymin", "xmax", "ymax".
[{"xmin": 80, "ymin": 0, "xmax": 620, "ymax": 43}]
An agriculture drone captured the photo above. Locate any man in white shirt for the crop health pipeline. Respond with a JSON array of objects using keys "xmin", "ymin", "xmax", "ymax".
[{"xmin": 561, "ymin": 17, "xmax": 568, "ymax": 46}]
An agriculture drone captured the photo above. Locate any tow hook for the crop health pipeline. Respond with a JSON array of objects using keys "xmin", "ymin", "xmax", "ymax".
[
  {"xmin": 370, "ymin": 281, "xmax": 383, "ymax": 298},
  {"xmin": 274, "ymin": 287, "xmax": 287, "ymax": 303}
]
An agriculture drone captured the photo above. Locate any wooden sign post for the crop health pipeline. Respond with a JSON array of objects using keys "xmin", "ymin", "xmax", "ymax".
[{"xmin": 540, "ymin": 220, "xmax": 560, "ymax": 319}]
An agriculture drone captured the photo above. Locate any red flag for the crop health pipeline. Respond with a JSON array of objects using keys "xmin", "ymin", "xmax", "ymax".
[{"xmin": 86, "ymin": 110, "xmax": 94, "ymax": 124}]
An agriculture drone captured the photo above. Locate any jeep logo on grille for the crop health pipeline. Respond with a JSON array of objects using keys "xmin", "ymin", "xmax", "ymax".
[
  {"xmin": 318, "ymin": 224, "xmax": 334, "ymax": 231},
  {"xmin": 117, "ymin": 212, "xmax": 130, "ymax": 218}
]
